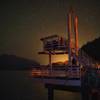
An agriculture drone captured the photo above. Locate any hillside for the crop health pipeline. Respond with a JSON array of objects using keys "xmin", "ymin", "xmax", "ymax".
[
  {"xmin": 81, "ymin": 37, "xmax": 100, "ymax": 62},
  {"xmin": 0, "ymin": 54, "xmax": 40, "ymax": 70}
]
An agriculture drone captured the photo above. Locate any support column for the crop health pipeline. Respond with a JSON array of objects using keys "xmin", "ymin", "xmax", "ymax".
[{"xmin": 48, "ymin": 87, "xmax": 54, "ymax": 100}]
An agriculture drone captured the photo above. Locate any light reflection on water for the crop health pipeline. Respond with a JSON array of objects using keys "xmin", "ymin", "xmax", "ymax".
[{"xmin": 0, "ymin": 70, "xmax": 81, "ymax": 100}]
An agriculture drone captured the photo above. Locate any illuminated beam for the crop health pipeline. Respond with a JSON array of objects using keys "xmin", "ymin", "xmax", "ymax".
[{"xmin": 74, "ymin": 16, "xmax": 79, "ymax": 56}]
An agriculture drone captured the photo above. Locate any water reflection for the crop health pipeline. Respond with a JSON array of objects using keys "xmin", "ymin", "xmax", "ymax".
[{"xmin": 0, "ymin": 70, "xmax": 81, "ymax": 100}]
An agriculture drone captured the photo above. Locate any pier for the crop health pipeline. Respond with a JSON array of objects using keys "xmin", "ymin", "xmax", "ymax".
[{"xmin": 32, "ymin": 10, "xmax": 100, "ymax": 100}]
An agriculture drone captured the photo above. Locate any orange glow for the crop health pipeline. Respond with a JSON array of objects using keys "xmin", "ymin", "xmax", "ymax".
[
  {"xmin": 52, "ymin": 54, "xmax": 68, "ymax": 63},
  {"xmin": 97, "ymin": 64, "xmax": 100, "ymax": 68},
  {"xmin": 32, "ymin": 69, "xmax": 49, "ymax": 76}
]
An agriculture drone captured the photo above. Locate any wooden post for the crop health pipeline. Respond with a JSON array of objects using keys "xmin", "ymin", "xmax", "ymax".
[
  {"xmin": 67, "ymin": 12, "xmax": 72, "ymax": 66},
  {"xmin": 49, "ymin": 51, "xmax": 52, "ymax": 74}
]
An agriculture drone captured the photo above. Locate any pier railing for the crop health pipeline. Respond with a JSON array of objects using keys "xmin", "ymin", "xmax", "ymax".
[{"xmin": 32, "ymin": 65, "xmax": 80, "ymax": 78}]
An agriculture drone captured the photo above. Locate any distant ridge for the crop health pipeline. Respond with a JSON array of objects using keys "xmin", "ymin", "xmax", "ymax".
[
  {"xmin": 0, "ymin": 54, "xmax": 40, "ymax": 70},
  {"xmin": 81, "ymin": 37, "xmax": 100, "ymax": 62}
]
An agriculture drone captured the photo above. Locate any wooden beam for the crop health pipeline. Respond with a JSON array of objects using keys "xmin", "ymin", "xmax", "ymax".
[
  {"xmin": 45, "ymin": 83, "xmax": 81, "ymax": 92},
  {"xmin": 40, "ymin": 35, "xmax": 58, "ymax": 41},
  {"xmin": 38, "ymin": 51, "xmax": 68, "ymax": 55}
]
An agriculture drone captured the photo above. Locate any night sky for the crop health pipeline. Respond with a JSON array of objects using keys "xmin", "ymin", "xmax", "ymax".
[{"xmin": 0, "ymin": 0, "xmax": 100, "ymax": 64}]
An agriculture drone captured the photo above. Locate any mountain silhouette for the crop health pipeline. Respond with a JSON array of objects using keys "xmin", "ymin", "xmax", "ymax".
[
  {"xmin": 81, "ymin": 36, "xmax": 100, "ymax": 62},
  {"xmin": 0, "ymin": 54, "xmax": 40, "ymax": 70}
]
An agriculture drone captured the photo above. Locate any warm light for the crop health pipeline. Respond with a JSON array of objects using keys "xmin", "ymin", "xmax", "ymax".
[
  {"xmin": 52, "ymin": 54, "xmax": 68, "ymax": 63},
  {"xmin": 97, "ymin": 64, "xmax": 100, "ymax": 69}
]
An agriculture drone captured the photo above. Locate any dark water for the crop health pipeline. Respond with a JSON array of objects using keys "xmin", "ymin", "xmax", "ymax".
[{"xmin": 0, "ymin": 70, "xmax": 81, "ymax": 100}]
